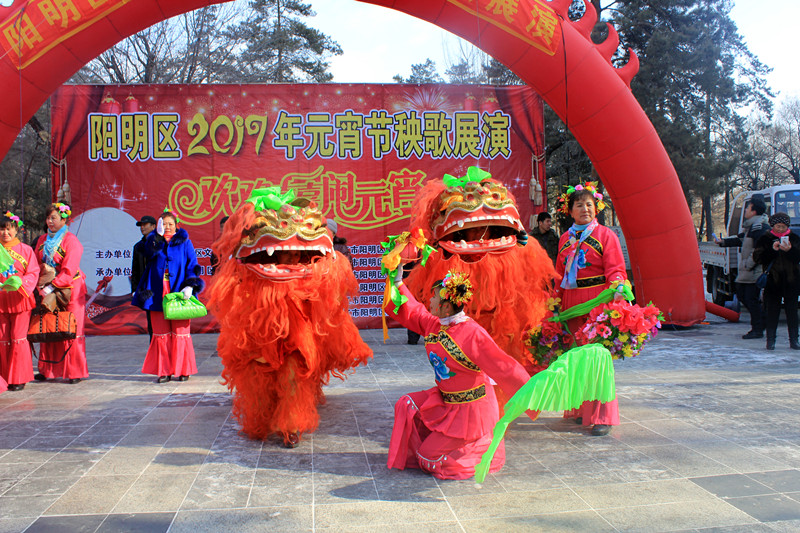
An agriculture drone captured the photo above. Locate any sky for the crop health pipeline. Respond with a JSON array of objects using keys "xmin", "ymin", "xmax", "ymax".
[{"xmin": 310, "ymin": 0, "xmax": 799, "ymax": 107}]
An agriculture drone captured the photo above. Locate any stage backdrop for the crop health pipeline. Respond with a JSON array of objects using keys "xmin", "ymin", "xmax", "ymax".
[{"xmin": 50, "ymin": 83, "xmax": 544, "ymax": 335}]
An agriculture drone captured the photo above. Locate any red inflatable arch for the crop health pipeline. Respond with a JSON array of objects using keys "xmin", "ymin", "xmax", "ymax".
[{"xmin": 0, "ymin": 0, "xmax": 705, "ymax": 325}]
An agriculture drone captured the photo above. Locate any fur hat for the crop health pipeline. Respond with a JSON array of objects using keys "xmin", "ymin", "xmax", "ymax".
[{"xmin": 769, "ymin": 212, "xmax": 791, "ymax": 227}]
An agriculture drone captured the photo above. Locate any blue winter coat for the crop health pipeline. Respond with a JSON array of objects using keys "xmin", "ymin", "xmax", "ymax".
[{"xmin": 132, "ymin": 228, "xmax": 204, "ymax": 312}]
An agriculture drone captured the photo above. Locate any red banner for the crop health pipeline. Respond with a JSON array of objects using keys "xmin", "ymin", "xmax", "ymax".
[{"xmin": 49, "ymin": 83, "xmax": 545, "ymax": 335}]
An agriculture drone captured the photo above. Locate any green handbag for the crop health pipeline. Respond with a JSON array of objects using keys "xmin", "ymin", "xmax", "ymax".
[{"xmin": 162, "ymin": 292, "xmax": 207, "ymax": 320}]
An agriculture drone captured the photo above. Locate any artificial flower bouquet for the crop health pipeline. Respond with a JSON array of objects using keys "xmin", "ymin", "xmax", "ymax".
[
  {"xmin": 524, "ymin": 298, "xmax": 574, "ymax": 368},
  {"xmin": 574, "ymin": 299, "xmax": 663, "ymax": 359}
]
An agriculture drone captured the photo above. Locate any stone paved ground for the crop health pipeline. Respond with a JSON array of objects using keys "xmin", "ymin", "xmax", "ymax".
[{"xmin": 1, "ymin": 313, "xmax": 800, "ymax": 532}]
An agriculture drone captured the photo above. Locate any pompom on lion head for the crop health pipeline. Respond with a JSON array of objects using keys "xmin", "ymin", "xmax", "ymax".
[{"xmin": 214, "ymin": 186, "xmax": 336, "ymax": 281}]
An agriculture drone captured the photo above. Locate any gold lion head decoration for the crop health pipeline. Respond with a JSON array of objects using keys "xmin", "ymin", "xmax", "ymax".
[
  {"xmin": 430, "ymin": 167, "xmax": 524, "ymax": 260},
  {"xmin": 234, "ymin": 187, "xmax": 334, "ymax": 280}
]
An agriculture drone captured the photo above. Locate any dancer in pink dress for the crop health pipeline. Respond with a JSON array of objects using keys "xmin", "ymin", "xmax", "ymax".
[
  {"xmin": 385, "ymin": 268, "xmax": 532, "ymax": 480},
  {"xmin": 33, "ymin": 203, "xmax": 88, "ymax": 384},
  {"xmin": 0, "ymin": 211, "xmax": 39, "ymax": 391},
  {"xmin": 555, "ymin": 182, "xmax": 627, "ymax": 436}
]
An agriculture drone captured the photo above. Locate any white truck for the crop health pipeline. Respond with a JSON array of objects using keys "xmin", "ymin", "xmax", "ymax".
[{"xmin": 700, "ymin": 184, "xmax": 800, "ymax": 305}]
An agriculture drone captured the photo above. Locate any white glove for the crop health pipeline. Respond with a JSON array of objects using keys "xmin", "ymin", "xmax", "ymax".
[
  {"xmin": 613, "ymin": 285, "xmax": 626, "ymax": 301},
  {"xmin": 156, "ymin": 217, "xmax": 165, "ymax": 236},
  {"xmin": 394, "ymin": 264, "xmax": 404, "ymax": 284},
  {"xmin": 181, "ymin": 286, "xmax": 193, "ymax": 300}
]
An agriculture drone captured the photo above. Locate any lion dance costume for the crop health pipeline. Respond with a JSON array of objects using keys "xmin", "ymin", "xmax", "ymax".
[
  {"xmin": 208, "ymin": 187, "xmax": 372, "ymax": 446},
  {"xmin": 405, "ymin": 167, "xmax": 555, "ymax": 372}
]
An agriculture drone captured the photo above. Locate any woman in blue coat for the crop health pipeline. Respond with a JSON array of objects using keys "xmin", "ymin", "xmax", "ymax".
[{"xmin": 133, "ymin": 211, "xmax": 204, "ymax": 383}]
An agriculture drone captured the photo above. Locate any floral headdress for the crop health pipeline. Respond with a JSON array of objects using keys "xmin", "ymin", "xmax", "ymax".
[
  {"xmin": 435, "ymin": 270, "xmax": 474, "ymax": 307},
  {"xmin": 162, "ymin": 205, "xmax": 180, "ymax": 225},
  {"xmin": 3, "ymin": 211, "xmax": 22, "ymax": 227},
  {"xmin": 53, "ymin": 203, "xmax": 71, "ymax": 219},
  {"xmin": 557, "ymin": 181, "xmax": 606, "ymax": 215}
]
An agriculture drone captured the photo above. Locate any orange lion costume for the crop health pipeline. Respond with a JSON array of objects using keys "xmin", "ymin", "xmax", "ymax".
[
  {"xmin": 405, "ymin": 167, "xmax": 555, "ymax": 372},
  {"xmin": 208, "ymin": 187, "xmax": 372, "ymax": 447}
]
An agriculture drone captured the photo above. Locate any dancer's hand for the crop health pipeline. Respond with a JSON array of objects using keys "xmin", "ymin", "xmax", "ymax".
[
  {"xmin": 394, "ymin": 264, "xmax": 404, "ymax": 284},
  {"xmin": 181, "ymin": 286, "xmax": 193, "ymax": 300}
]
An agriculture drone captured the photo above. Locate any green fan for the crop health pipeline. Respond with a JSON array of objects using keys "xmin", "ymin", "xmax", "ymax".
[
  {"xmin": 474, "ymin": 344, "xmax": 616, "ymax": 483},
  {"xmin": 0, "ymin": 244, "xmax": 13, "ymax": 274}
]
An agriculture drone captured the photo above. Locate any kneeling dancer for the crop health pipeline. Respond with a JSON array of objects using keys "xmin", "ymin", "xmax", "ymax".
[{"xmin": 385, "ymin": 268, "xmax": 532, "ymax": 480}]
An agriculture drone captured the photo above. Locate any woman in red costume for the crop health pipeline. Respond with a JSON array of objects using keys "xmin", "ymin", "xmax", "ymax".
[
  {"xmin": 33, "ymin": 203, "xmax": 87, "ymax": 384},
  {"xmin": 556, "ymin": 183, "xmax": 627, "ymax": 436},
  {"xmin": 386, "ymin": 267, "xmax": 533, "ymax": 480},
  {"xmin": 0, "ymin": 211, "xmax": 39, "ymax": 391}
]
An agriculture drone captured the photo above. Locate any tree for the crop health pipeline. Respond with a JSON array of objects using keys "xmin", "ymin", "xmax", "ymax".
[
  {"xmin": 229, "ymin": 0, "xmax": 342, "ymax": 83},
  {"xmin": 614, "ymin": 0, "xmax": 774, "ymax": 238},
  {"xmin": 762, "ymin": 98, "xmax": 800, "ymax": 184},
  {"xmin": 73, "ymin": 0, "xmax": 342, "ymax": 84},
  {"xmin": 393, "ymin": 59, "xmax": 444, "ymax": 83}
]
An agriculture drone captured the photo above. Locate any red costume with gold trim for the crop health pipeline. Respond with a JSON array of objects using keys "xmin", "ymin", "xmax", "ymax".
[
  {"xmin": 385, "ymin": 282, "xmax": 531, "ymax": 479},
  {"xmin": 556, "ymin": 222, "xmax": 626, "ymax": 426},
  {"xmin": 405, "ymin": 171, "xmax": 555, "ymax": 372},
  {"xmin": 0, "ymin": 239, "xmax": 39, "ymax": 386},
  {"xmin": 34, "ymin": 231, "xmax": 88, "ymax": 380},
  {"xmin": 208, "ymin": 190, "xmax": 372, "ymax": 445}
]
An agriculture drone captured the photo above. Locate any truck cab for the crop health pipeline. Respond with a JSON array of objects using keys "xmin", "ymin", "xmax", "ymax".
[{"xmin": 701, "ymin": 185, "xmax": 800, "ymax": 305}]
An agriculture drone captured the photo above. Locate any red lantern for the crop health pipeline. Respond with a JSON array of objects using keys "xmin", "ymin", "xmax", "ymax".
[
  {"xmin": 98, "ymin": 94, "xmax": 121, "ymax": 114},
  {"xmin": 463, "ymin": 94, "xmax": 478, "ymax": 111},
  {"xmin": 122, "ymin": 94, "xmax": 139, "ymax": 113},
  {"xmin": 480, "ymin": 96, "xmax": 499, "ymax": 114}
]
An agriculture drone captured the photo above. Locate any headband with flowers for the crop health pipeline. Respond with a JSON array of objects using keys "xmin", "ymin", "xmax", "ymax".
[
  {"xmin": 436, "ymin": 270, "xmax": 474, "ymax": 307},
  {"xmin": 53, "ymin": 203, "xmax": 71, "ymax": 219},
  {"xmin": 557, "ymin": 181, "xmax": 606, "ymax": 215},
  {"xmin": 3, "ymin": 211, "xmax": 22, "ymax": 227},
  {"xmin": 162, "ymin": 206, "xmax": 180, "ymax": 225}
]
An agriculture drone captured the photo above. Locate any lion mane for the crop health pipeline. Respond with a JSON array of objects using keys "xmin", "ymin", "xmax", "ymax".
[{"xmin": 208, "ymin": 202, "xmax": 372, "ymax": 441}]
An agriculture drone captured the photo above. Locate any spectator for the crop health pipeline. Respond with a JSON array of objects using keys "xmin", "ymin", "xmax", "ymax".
[
  {"xmin": 33, "ymin": 203, "xmax": 88, "ymax": 384},
  {"xmin": 715, "ymin": 196, "xmax": 768, "ymax": 339},
  {"xmin": 327, "ymin": 219, "xmax": 353, "ymax": 264},
  {"xmin": 209, "ymin": 216, "xmax": 229, "ymax": 275},
  {"xmin": 753, "ymin": 212, "xmax": 800, "ymax": 350},
  {"xmin": 132, "ymin": 215, "xmax": 156, "ymax": 340},
  {"xmin": 529, "ymin": 211, "xmax": 558, "ymax": 265},
  {"xmin": 133, "ymin": 211, "xmax": 204, "ymax": 383}
]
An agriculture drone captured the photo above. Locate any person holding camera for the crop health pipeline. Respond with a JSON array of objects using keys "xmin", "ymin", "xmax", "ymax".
[
  {"xmin": 753, "ymin": 212, "xmax": 800, "ymax": 350},
  {"xmin": 715, "ymin": 196, "xmax": 768, "ymax": 339}
]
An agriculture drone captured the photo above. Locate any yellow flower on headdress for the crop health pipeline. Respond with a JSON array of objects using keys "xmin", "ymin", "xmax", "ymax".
[
  {"xmin": 53, "ymin": 203, "xmax": 71, "ymax": 219},
  {"xmin": 438, "ymin": 270, "xmax": 473, "ymax": 307},
  {"xmin": 556, "ymin": 180, "xmax": 607, "ymax": 214}
]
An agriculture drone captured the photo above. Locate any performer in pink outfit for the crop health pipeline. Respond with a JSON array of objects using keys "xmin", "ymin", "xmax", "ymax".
[
  {"xmin": 385, "ymin": 268, "xmax": 532, "ymax": 480},
  {"xmin": 0, "ymin": 211, "xmax": 39, "ymax": 391},
  {"xmin": 555, "ymin": 183, "xmax": 627, "ymax": 436},
  {"xmin": 132, "ymin": 211, "xmax": 202, "ymax": 383},
  {"xmin": 33, "ymin": 203, "xmax": 88, "ymax": 384}
]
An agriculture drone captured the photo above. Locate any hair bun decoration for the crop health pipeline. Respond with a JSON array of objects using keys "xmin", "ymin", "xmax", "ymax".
[
  {"xmin": 53, "ymin": 203, "xmax": 71, "ymax": 219},
  {"xmin": 4, "ymin": 211, "xmax": 22, "ymax": 227},
  {"xmin": 557, "ymin": 181, "xmax": 606, "ymax": 215},
  {"xmin": 438, "ymin": 270, "xmax": 474, "ymax": 307}
]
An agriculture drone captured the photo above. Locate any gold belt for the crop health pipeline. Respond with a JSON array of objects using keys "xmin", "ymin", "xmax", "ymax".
[{"xmin": 441, "ymin": 384, "xmax": 486, "ymax": 404}]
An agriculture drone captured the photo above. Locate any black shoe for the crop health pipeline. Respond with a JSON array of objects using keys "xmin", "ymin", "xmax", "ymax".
[
  {"xmin": 766, "ymin": 339, "xmax": 776, "ymax": 351},
  {"xmin": 33, "ymin": 373, "xmax": 46, "ymax": 382},
  {"xmin": 742, "ymin": 331, "xmax": 764, "ymax": 339},
  {"xmin": 591, "ymin": 424, "xmax": 611, "ymax": 436},
  {"xmin": 177, "ymin": 375, "xmax": 189, "ymax": 382},
  {"xmin": 575, "ymin": 417, "xmax": 583, "ymax": 425},
  {"xmin": 68, "ymin": 378, "xmax": 81, "ymax": 384},
  {"xmin": 7, "ymin": 384, "xmax": 24, "ymax": 391},
  {"xmin": 156, "ymin": 375, "xmax": 170, "ymax": 383},
  {"xmin": 791, "ymin": 341, "xmax": 800, "ymax": 350}
]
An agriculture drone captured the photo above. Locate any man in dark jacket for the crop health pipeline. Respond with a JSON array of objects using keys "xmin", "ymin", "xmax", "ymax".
[
  {"xmin": 529, "ymin": 211, "xmax": 558, "ymax": 265},
  {"xmin": 132, "ymin": 215, "xmax": 156, "ymax": 339},
  {"xmin": 716, "ymin": 196, "xmax": 768, "ymax": 339}
]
